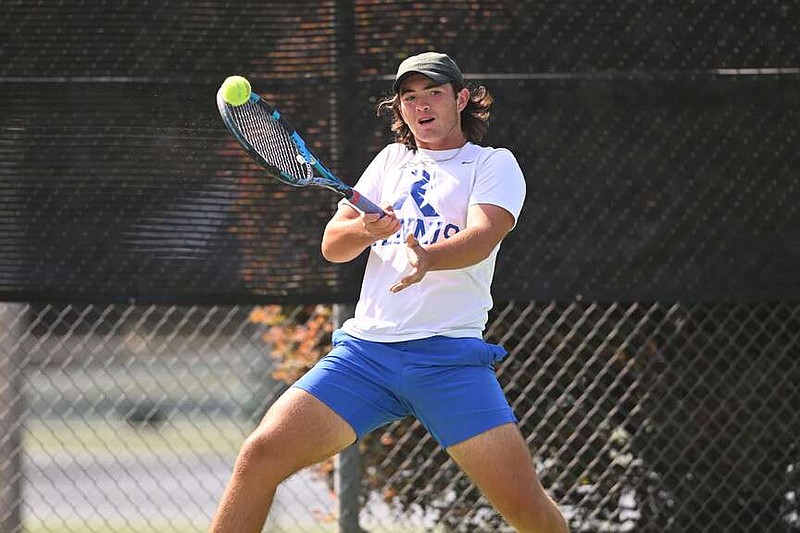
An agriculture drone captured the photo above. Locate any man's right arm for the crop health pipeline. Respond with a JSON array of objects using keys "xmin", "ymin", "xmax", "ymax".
[{"xmin": 321, "ymin": 204, "xmax": 400, "ymax": 263}]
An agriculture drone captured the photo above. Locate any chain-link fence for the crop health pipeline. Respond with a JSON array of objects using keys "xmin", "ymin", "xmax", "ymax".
[
  {"xmin": 2, "ymin": 1, "xmax": 799, "ymax": 532},
  {"xmin": 1, "ymin": 301, "xmax": 798, "ymax": 532}
]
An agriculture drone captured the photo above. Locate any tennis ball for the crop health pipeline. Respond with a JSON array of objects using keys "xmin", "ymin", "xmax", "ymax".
[{"xmin": 220, "ymin": 75, "xmax": 251, "ymax": 106}]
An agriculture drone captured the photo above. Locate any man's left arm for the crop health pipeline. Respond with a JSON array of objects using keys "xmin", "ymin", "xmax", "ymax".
[{"xmin": 389, "ymin": 203, "xmax": 514, "ymax": 293}]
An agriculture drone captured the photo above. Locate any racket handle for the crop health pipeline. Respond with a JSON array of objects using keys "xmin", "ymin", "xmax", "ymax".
[{"xmin": 348, "ymin": 190, "xmax": 385, "ymax": 216}]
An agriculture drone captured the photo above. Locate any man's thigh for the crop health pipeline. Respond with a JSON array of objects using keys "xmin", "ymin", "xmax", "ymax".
[
  {"xmin": 446, "ymin": 423, "xmax": 552, "ymax": 519},
  {"xmin": 252, "ymin": 387, "xmax": 357, "ymax": 477}
]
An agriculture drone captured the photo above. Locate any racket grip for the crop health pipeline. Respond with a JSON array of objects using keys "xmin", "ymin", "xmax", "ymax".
[{"xmin": 348, "ymin": 190, "xmax": 385, "ymax": 216}]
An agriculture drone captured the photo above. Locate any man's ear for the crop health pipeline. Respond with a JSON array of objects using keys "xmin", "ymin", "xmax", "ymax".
[{"xmin": 456, "ymin": 87, "xmax": 469, "ymax": 112}]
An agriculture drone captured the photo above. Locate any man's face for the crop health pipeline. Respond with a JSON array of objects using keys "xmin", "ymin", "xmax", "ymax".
[{"xmin": 398, "ymin": 74, "xmax": 468, "ymax": 150}]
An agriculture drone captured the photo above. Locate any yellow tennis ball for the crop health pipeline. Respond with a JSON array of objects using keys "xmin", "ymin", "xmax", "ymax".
[{"xmin": 220, "ymin": 75, "xmax": 251, "ymax": 106}]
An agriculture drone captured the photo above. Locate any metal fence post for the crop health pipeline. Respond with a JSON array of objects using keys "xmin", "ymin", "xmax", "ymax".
[
  {"xmin": 332, "ymin": 303, "xmax": 362, "ymax": 533},
  {"xmin": 0, "ymin": 304, "xmax": 24, "ymax": 533}
]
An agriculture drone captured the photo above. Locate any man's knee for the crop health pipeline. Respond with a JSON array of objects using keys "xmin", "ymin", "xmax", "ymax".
[
  {"xmin": 504, "ymin": 491, "xmax": 568, "ymax": 533},
  {"xmin": 234, "ymin": 426, "xmax": 296, "ymax": 483}
]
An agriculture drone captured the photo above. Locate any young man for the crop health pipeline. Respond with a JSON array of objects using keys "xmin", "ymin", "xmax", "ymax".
[{"xmin": 210, "ymin": 52, "xmax": 568, "ymax": 533}]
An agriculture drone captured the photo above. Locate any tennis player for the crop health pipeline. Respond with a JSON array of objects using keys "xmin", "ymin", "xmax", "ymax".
[{"xmin": 210, "ymin": 52, "xmax": 568, "ymax": 533}]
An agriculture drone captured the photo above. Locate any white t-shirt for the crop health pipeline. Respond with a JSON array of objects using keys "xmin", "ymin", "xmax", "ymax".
[{"xmin": 340, "ymin": 142, "xmax": 526, "ymax": 342}]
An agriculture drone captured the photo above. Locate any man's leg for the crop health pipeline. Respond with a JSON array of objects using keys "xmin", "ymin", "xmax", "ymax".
[
  {"xmin": 447, "ymin": 422, "xmax": 569, "ymax": 533},
  {"xmin": 209, "ymin": 387, "xmax": 356, "ymax": 533}
]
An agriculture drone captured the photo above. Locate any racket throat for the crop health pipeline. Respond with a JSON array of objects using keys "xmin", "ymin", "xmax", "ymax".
[{"xmin": 290, "ymin": 132, "xmax": 318, "ymax": 165}]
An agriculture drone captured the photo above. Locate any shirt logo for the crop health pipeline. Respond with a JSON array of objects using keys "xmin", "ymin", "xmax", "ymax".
[
  {"xmin": 393, "ymin": 168, "xmax": 439, "ymax": 217},
  {"xmin": 376, "ymin": 164, "xmax": 460, "ymax": 248}
]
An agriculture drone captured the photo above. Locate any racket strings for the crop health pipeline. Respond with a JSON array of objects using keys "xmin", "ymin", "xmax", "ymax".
[{"xmin": 230, "ymin": 101, "xmax": 313, "ymax": 185}]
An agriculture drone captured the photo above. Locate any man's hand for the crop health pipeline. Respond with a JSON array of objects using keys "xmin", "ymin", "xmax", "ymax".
[
  {"xmin": 390, "ymin": 233, "xmax": 430, "ymax": 293},
  {"xmin": 321, "ymin": 203, "xmax": 400, "ymax": 263},
  {"xmin": 362, "ymin": 205, "xmax": 401, "ymax": 240}
]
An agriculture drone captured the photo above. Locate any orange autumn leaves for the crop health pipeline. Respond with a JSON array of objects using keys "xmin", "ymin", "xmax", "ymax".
[{"xmin": 250, "ymin": 304, "xmax": 333, "ymax": 383}]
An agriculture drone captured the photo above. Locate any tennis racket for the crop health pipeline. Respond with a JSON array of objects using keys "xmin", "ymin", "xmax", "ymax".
[{"xmin": 216, "ymin": 83, "xmax": 384, "ymax": 215}]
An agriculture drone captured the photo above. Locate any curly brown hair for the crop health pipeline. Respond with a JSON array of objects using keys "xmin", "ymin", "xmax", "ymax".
[{"xmin": 376, "ymin": 82, "xmax": 494, "ymax": 150}]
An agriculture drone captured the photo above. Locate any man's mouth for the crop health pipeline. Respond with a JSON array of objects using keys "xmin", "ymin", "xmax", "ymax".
[{"xmin": 418, "ymin": 117, "xmax": 435, "ymax": 125}]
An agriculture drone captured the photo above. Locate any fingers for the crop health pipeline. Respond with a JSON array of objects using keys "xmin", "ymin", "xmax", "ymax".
[
  {"xmin": 389, "ymin": 270, "xmax": 424, "ymax": 293},
  {"xmin": 360, "ymin": 209, "xmax": 429, "ymax": 293},
  {"xmin": 389, "ymin": 279, "xmax": 408, "ymax": 293},
  {"xmin": 390, "ymin": 234, "xmax": 428, "ymax": 293},
  {"xmin": 363, "ymin": 204, "xmax": 400, "ymax": 239}
]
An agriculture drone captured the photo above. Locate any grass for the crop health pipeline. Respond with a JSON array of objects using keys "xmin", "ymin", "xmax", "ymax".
[
  {"xmin": 24, "ymin": 417, "xmax": 248, "ymax": 458},
  {"xmin": 22, "ymin": 416, "xmax": 247, "ymax": 533},
  {"xmin": 25, "ymin": 522, "xmax": 207, "ymax": 533}
]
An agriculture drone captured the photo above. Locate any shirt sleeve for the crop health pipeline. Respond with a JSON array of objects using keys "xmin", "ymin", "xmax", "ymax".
[{"xmin": 469, "ymin": 148, "xmax": 527, "ymax": 227}]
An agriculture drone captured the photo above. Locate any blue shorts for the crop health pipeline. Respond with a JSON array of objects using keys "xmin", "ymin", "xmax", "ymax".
[{"xmin": 292, "ymin": 330, "xmax": 517, "ymax": 448}]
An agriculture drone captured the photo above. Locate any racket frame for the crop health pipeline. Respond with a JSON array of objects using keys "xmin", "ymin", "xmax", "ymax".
[{"xmin": 216, "ymin": 89, "xmax": 384, "ymax": 215}]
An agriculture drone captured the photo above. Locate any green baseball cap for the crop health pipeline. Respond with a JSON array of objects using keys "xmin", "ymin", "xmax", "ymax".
[{"xmin": 393, "ymin": 52, "xmax": 465, "ymax": 93}]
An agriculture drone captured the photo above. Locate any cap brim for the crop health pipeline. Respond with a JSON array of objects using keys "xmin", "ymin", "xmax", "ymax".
[{"xmin": 393, "ymin": 70, "xmax": 451, "ymax": 93}]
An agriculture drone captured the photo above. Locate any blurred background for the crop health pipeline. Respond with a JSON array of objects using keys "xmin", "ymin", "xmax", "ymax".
[{"xmin": 1, "ymin": 1, "xmax": 798, "ymax": 532}]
